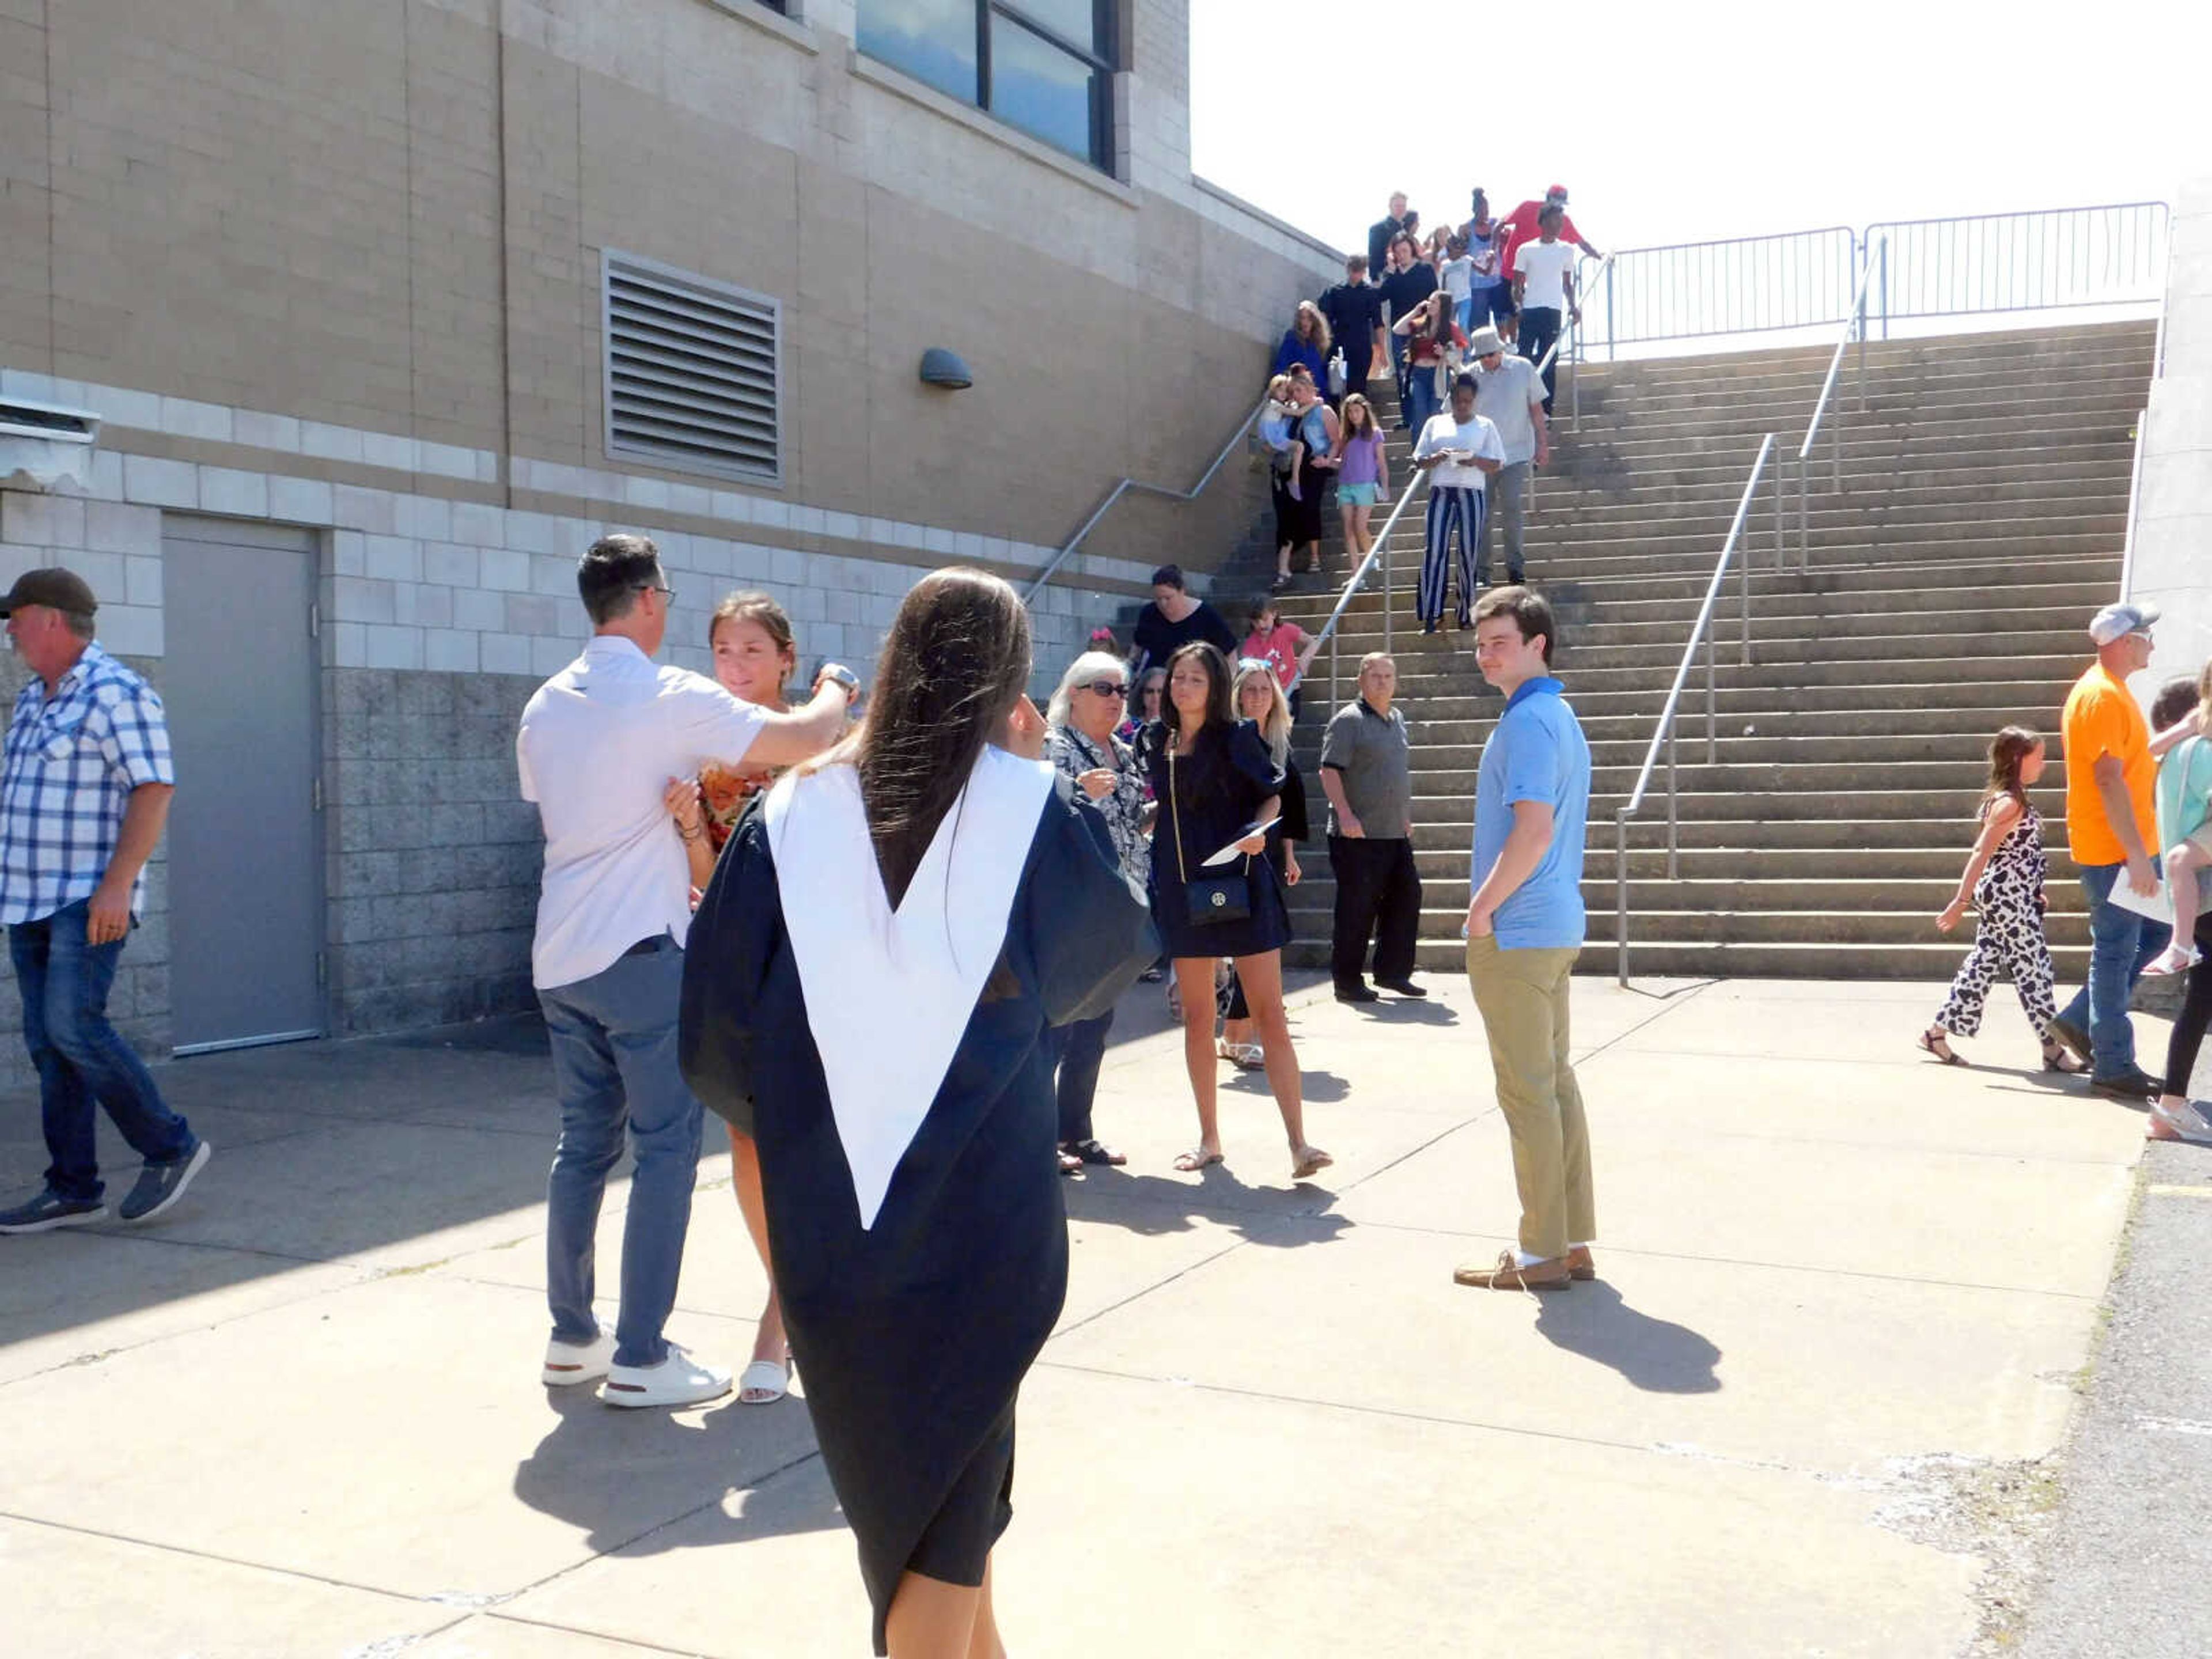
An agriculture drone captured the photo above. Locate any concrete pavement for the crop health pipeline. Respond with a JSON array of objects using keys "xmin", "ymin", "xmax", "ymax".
[{"xmin": 0, "ymin": 971, "xmax": 2196, "ymax": 1657}]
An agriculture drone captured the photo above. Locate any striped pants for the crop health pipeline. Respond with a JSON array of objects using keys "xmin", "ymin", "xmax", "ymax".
[{"xmin": 1421, "ymin": 485, "xmax": 1487, "ymax": 626}]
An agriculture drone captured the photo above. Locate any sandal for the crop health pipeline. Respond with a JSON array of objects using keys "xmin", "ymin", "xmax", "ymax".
[
  {"xmin": 2143, "ymin": 944, "xmax": 2203, "ymax": 978},
  {"xmin": 1173, "ymin": 1146, "xmax": 1224, "ymax": 1172},
  {"xmin": 1918, "ymin": 1028, "xmax": 1966, "ymax": 1067},
  {"xmin": 1068, "ymin": 1138, "xmax": 1127, "ymax": 1166},
  {"xmin": 737, "ymin": 1357, "xmax": 789, "ymax": 1406},
  {"xmin": 1290, "ymin": 1145, "xmax": 1334, "ymax": 1180},
  {"xmin": 2040, "ymin": 1041, "xmax": 2088, "ymax": 1074},
  {"xmin": 1058, "ymin": 1148, "xmax": 1084, "ymax": 1175}
]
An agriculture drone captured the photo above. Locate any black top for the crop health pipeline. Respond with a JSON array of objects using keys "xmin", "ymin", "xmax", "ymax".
[
  {"xmin": 1368, "ymin": 214, "xmax": 1405, "ymax": 277},
  {"xmin": 1130, "ymin": 599, "xmax": 1237, "ymax": 677},
  {"xmin": 1277, "ymin": 755, "xmax": 1309, "ymax": 844},
  {"xmin": 1138, "ymin": 718, "xmax": 1292, "ymax": 958},
  {"xmin": 1319, "ymin": 281, "xmax": 1385, "ymax": 357},
  {"xmin": 678, "ymin": 778, "xmax": 1157, "ymax": 1655},
  {"xmin": 1379, "ymin": 261, "xmax": 1438, "ymax": 325}
]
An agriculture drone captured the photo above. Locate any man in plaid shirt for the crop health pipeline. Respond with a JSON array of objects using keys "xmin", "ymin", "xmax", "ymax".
[{"xmin": 0, "ymin": 567, "xmax": 209, "ymax": 1234}]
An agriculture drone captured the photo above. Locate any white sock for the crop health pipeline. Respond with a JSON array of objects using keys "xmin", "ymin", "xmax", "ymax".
[
  {"xmin": 1513, "ymin": 1248, "xmax": 1550, "ymax": 1267},
  {"xmin": 1570, "ymin": 1241, "xmax": 1593, "ymax": 1251}
]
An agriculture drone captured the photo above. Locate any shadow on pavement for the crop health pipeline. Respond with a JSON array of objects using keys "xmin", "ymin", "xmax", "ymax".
[
  {"xmin": 1533, "ymin": 1281, "xmax": 1722, "ymax": 1394},
  {"xmin": 1062, "ymin": 1163, "xmax": 1350, "ymax": 1249},
  {"xmin": 513, "ymin": 1385, "xmax": 844, "ymax": 1555}
]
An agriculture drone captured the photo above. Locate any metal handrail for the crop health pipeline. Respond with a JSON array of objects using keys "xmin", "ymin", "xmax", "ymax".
[
  {"xmin": 1022, "ymin": 391, "xmax": 1269, "ymax": 604},
  {"xmin": 1306, "ymin": 472, "xmax": 1427, "ymax": 705},
  {"xmin": 1863, "ymin": 202, "xmax": 2169, "ymax": 332},
  {"xmin": 1790, "ymin": 233, "xmax": 1886, "ymax": 569},
  {"xmin": 1613, "ymin": 434, "xmax": 1782, "ymax": 986},
  {"xmin": 1531, "ymin": 252, "xmax": 1614, "ymax": 427}
]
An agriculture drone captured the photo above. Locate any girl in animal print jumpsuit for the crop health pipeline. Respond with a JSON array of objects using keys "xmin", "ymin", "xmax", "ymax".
[{"xmin": 1921, "ymin": 727, "xmax": 2087, "ymax": 1073}]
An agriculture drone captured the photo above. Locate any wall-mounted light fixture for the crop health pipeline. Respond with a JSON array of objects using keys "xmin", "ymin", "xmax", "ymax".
[{"xmin": 918, "ymin": 348, "xmax": 974, "ymax": 390}]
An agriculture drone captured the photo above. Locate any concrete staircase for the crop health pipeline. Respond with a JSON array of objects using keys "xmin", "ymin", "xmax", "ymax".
[{"xmin": 1252, "ymin": 319, "xmax": 2153, "ymax": 980}]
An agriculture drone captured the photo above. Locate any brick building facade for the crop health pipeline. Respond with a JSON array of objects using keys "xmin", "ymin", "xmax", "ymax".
[{"xmin": 0, "ymin": 0, "xmax": 1338, "ymax": 1081}]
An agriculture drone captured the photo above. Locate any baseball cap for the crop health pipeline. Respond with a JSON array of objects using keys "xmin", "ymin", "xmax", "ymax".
[
  {"xmin": 1546, "ymin": 183, "xmax": 1569, "ymax": 200},
  {"xmin": 0, "ymin": 567, "xmax": 98, "ymax": 618},
  {"xmin": 2088, "ymin": 599, "xmax": 2159, "ymax": 645}
]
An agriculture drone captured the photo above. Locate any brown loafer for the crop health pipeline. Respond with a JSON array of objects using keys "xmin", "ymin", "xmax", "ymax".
[
  {"xmin": 1565, "ymin": 1245, "xmax": 1596, "ymax": 1282},
  {"xmin": 1453, "ymin": 1250, "xmax": 1571, "ymax": 1291}
]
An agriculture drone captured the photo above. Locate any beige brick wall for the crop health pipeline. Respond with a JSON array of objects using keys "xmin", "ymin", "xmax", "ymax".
[{"xmin": 6, "ymin": 0, "xmax": 1336, "ymax": 566}]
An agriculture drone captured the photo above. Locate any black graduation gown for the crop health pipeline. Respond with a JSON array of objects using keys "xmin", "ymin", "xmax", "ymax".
[{"xmin": 678, "ymin": 774, "xmax": 1157, "ymax": 1655}]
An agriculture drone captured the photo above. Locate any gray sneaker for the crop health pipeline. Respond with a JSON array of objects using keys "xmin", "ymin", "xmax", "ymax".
[
  {"xmin": 118, "ymin": 1140, "xmax": 211, "ymax": 1224},
  {"xmin": 0, "ymin": 1188, "xmax": 109, "ymax": 1234}
]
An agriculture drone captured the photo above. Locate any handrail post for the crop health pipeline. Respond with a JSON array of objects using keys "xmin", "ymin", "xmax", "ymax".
[
  {"xmin": 1878, "ymin": 236, "xmax": 1888, "ymax": 340},
  {"xmin": 1741, "ymin": 525, "xmax": 1752, "ymax": 664},
  {"xmin": 1382, "ymin": 539, "xmax": 1392, "ymax": 655},
  {"xmin": 1797, "ymin": 457, "xmax": 1809, "ymax": 573},
  {"xmin": 1705, "ymin": 632, "xmax": 1717, "ymax": 762},
  {"xmin": 1665, "ymin": 724, "xmax": 1678, "ymax": 880},
  {"xmin": 1615, "ymin": 809, "xmax": 1629, "ymax": 986},
  {"xmin": 1772, "ymin": 452, "xmax": 1782, "ymax": 569}
]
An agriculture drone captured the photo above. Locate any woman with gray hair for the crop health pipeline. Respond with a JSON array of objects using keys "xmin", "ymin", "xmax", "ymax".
[{"xmin": 1044, "ymin": 650, "xmax": 1152, "ymax": 1171}]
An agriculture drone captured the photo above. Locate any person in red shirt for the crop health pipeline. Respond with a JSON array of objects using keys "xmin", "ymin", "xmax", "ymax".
[{"xmin": 1497, "ymin": 185, "xmax": 1602, "ymax": 340}]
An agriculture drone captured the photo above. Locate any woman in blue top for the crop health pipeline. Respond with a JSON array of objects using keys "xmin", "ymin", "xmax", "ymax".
[{"xmin": 1271, "ymin": 300, "xmax": 1332, "ymax": 389}]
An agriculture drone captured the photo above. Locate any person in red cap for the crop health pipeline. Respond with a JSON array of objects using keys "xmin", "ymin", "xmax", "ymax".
[
  {"xmin": 0, "ymin": 567, "xmax": 210, "ymax": 1235},
  {"xmin": 1496, "ymin": 186, "xmax": 1602, "ymax": 341}
]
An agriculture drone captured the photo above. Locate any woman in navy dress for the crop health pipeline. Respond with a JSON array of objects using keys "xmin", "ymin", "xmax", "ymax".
[
  {"xmin": 680, "ymin": 569, "xmax": 1157, "ymax": 1658},
  {"xmin": 1141, "ymin": 641, "xmax": 1331, "ymax": 1181}
]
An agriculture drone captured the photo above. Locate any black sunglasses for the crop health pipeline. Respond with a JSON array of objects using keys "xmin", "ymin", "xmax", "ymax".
[{"xmin": 1081, "ymin": 679, "xmax": 1128, "ymax": 698}]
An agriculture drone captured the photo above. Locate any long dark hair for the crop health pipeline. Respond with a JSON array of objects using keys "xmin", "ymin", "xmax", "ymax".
[
  {"xmin": 853, "ymin": 568, "xmax": 1031, "ymax": 906},
  {"xmin": 1161, "ymin": 641, "xmax": 1234, "ymax": 745},
  {"xmin": 1980, "ymin": 725, "xmax": 2041, "ymax": 815}
]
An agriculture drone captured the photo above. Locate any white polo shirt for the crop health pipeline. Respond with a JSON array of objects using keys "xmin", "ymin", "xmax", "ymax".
[{"xmin": 517, "ymin": 635, "xmax": 766, "ymax": 990}]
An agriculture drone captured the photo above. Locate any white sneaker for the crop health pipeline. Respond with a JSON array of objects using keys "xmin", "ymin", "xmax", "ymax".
[
  {"xmin": 541, "ymin": 1321, "xmax": 615, "ymax": 1387},
  {"xmin": 2149, "ymin": 1099, "xmax": 2212, "ymax": 1145},
  {"xmin": 597, "ymin": 1343, "xmax": 733, "ymax": 1409}
]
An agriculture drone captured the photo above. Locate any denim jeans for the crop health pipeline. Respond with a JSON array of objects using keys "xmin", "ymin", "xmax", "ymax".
[
  {"xmin": 539, "ymin": 937, "xmax": 703, "ymax": 1369},
  {"xmin": 9, "ymin": 897, "xmax": 194, "ymax": 1202},
  {"xmin": 1049, "ymin": 1012, "xmax": 1114, "ymax": 1145},
  {"xmin": 1519, "ymin": 306, "xmax": 1563, "ymax": 411},
  {"xmin": 1389, "ymin": 329, "xmax": 1411, "ymax": 417},
  {"xmin": 1403, "ymin": 365, "xmax": 1441, "ymax": 438},
  {"xmin": 2055, "ymin": 861, "xmax": 2171, "ymax": 1077}
]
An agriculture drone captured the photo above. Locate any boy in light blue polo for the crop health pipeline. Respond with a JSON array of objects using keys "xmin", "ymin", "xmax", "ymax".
[{"xmin": 1455, "ymin": 586, "xmax": 1596, "ymax": 1293}]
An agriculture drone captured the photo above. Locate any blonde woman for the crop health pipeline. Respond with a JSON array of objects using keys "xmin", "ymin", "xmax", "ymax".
[
  {"xmin": 1219, "ymin": 661, "xmax": 1306, "ymax": 1068},
  {"xmin": 1272, "ymin": 298, "xmax": 1333, "ymax": 389},
  {"xmin": 1044, "ymin": 652, "xmax": 1152, "ymax": 1170},
  {"xmin": 664, "ymin": 591, "xmax": 804, "ymax": 1407}
]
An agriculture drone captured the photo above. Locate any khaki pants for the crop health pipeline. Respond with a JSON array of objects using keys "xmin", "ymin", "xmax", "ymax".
[{"xmin": 1465, "ymin": 935, "xmax": 1594, "ymax": 1262}]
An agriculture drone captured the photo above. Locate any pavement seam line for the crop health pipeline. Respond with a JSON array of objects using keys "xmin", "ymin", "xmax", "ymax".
[
  {"xmin": 471, "ymin": 1609, "xmax": 733, "ymax": 1656},
  {"xmin": 1031, "ymin": 1358, "xmax": 1854, "ymax": 1476},
  {"xmin": 1046, "ymin": 1235, "xmax": 1259, "ymax": 1343},
  {"xmin": 0, "ymin": 1508, "xmax": 479, "ymax": 1613}
]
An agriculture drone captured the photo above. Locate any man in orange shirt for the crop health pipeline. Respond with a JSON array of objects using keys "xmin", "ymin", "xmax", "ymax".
[{"xmin": 2048, "ymin": 601, "xmax": 2171, "ymax": 1099}]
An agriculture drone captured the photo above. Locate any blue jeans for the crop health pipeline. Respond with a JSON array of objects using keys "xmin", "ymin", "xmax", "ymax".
[
  {"xmin": 2056, "ymin": 862, "xmax": 2171, "ymax": 1077},
  {"xmin": 539, "ymin": 937, "xmax": 703, "ymax": 1369},
  {"xmin": 1050, "ymin": 1012, "xmax": 1114, "ymax": 1145},
  {"xmin": 10, "ymin": 898, "xmax": 193, "ymax": 1203},
  {"xmin": 1403, "ymin": 365, "xmax": 1441, "ymax": 437}
]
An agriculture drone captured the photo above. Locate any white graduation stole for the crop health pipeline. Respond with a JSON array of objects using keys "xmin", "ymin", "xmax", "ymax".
[{"xmin": 763, "ymin": 747, "xmax": 1054, "ymax": 1229}]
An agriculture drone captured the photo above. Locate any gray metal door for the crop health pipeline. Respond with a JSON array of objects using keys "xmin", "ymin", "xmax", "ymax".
[{"xmin": 161, "ymin": 518, "xmax": 324, "ymax": 1052}]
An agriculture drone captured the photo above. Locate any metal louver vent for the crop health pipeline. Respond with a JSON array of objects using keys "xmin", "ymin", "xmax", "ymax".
[{"xmin": 603, "ymin": 251, "xmax": 781, "ymax": 484}]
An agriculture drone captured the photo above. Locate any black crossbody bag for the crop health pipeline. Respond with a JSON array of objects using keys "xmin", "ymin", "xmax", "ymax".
[{"xmin": 1170, "ymin": 742, "xmax": 1251, "ymax": 926}]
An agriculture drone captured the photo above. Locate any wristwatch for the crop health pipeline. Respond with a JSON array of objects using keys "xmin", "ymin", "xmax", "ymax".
[{"xmin": 814, "ymin": 662, "xmax": 860, "ymax": 699}]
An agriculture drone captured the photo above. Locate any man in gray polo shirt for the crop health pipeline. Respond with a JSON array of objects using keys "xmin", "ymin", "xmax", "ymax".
[
  {"xmin": 1469, "ymin": 327, "xmax": 1550, "ymax": 586},
  {"xmin": 1320, "ymin": 652, "xmax": 1424, "ymax": 1003}
]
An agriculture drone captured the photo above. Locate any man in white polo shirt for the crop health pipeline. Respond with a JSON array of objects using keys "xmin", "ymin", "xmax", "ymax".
[{"xmin": 518, "ymin": 532, "xmax": 855, "ymax": 1408}]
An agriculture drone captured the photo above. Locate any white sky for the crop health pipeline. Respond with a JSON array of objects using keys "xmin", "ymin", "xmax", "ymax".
[{"xmin": 1189, "ymin": 0, "xmax": 2209, "ymax": 259}]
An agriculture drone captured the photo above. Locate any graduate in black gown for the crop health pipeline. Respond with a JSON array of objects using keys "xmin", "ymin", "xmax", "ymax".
[{"xmin": 679, "ymin": 569, "xmax": 1157, "ymax": 1658}]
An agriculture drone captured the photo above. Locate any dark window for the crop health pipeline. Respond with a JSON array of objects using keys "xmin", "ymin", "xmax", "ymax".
[{"xmin": 858, "ymin": 1, "xmax": 1116, "ymax": 171}]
